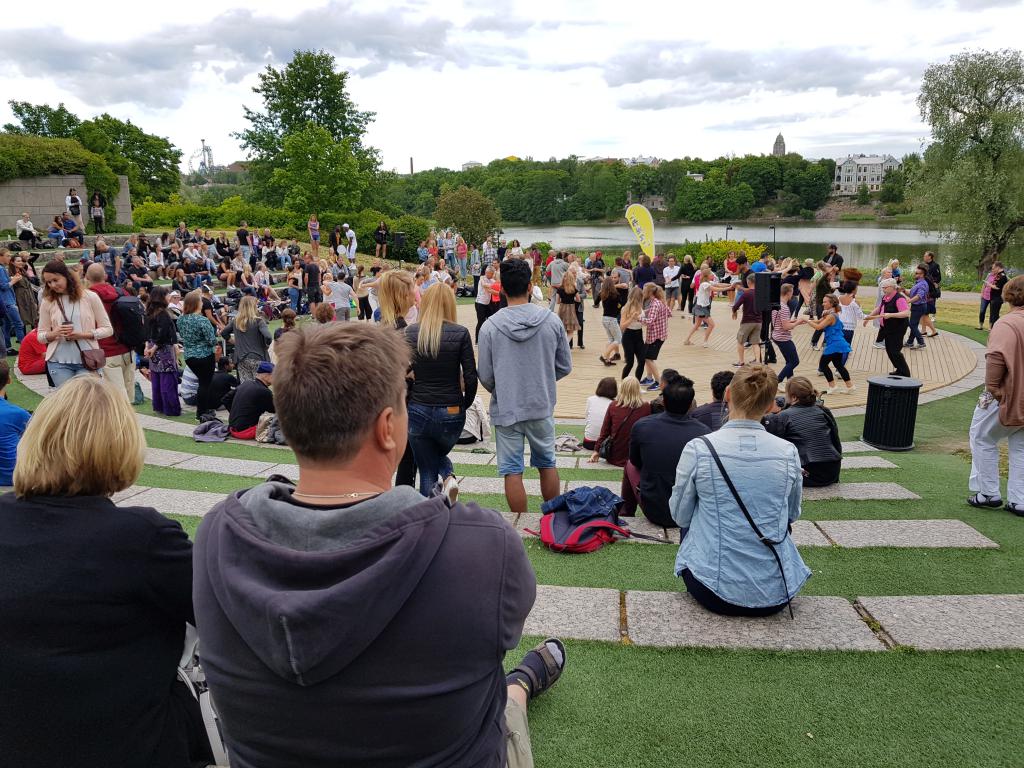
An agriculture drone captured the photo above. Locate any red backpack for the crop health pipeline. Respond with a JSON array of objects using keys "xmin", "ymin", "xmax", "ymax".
[{"xmin": 525, "ymin": 508, "xmax": 666, "ymax": 554}]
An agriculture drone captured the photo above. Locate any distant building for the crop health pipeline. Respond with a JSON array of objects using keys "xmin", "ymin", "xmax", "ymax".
[
  {"xmin": 624, "ymin": 155, "xmax": 661, "ymax": 167},
  {"xmin": 833, "ymin": 154, "xmax": 901, "ymax": 195},
  {"xmin": 461, "ymin": 161, "xmax": 482, "ymax": 171},
  {"xmin": 626, "ymin": 192, "xmax": 667, "ymax": 211},
  {"xmin": 685, "ymin": 172, "xmax": 705, "ymax": 182},
  {"xmin": 773, "ymin": 133, "xmax": 786, "ymax": 156}
]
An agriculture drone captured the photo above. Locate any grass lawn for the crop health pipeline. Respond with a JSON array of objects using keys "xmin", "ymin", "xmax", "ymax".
[{"xmin": 9, "ymin": 316, "xmax": 1024, "ymax": 767}]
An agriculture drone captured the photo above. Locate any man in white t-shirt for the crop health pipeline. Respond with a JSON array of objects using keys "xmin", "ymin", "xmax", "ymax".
[
  {"xmin": 343, "ymin": 224, "xmax": 357, "ymax": 262},
  {"xmin": 663, "ymin": 255, "xmax": 682, "ymax": 312}
]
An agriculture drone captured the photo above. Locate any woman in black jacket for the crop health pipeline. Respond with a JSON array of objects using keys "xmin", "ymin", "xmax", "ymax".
[
  {"xmin": 144, "ymin": 286, "xmax": 182, "ymax": 416},
  {"xmin": 0, "ymin": 375, "xmax": 211, "ymax": 768},
  {"xmin": 765, "ymin": 376, "xmax": 843, "ymax": 486},
  {"xmin": 405, "ymin": 283, "xmax": 478, "ymax": 498}
]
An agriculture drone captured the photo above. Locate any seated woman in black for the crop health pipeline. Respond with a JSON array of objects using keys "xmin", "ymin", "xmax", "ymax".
[
  {"xmin": 0, "ymin": 376, "xmax": 211, "ymax": 768},
  {"xmin": 764, "ymin": 376, "xmax": 843, "ymax": 486}
]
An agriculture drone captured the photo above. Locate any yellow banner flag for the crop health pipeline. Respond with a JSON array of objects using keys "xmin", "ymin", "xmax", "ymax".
[{"xmin": 625, "ymin": 204, "xmax": 656, "ymax": 258}]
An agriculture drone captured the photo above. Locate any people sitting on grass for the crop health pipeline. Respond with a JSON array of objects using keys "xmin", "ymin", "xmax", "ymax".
[
  {"xmin": 0, "ymin": 376, "xmax": 212, "ymax": 767},
  {"xmin": 193, "ymin": 322, "xmax": 564, "ymax": 768},
  {"xmin": 621, "ymin": 374, "xmax": 710, "ymax": 528},
  {"xmin": 479, "ymin": 257, "xmax": 572, "ymax": 514},
  {"xmin": 765, "ymin": 376, "xmax": 843, "ymax": 487},
  {"xmin": 0, "ymin": 361, "xmax": 30, "ymax": 486},
  {"xmin": 228, "ymin": 361, "xmax": 274, "ymax": 440},
  {"xmin": 690, "ymin": 370, "xmax": 733, "ymax": 431},
  {"xmin": 586, "ymin": 377, "xmax": 651, "ymax": 467},
  {"xmin": 583, "ymin": 377, "xmax": 617, "ymax": 450},
  {"xmin": 968, "ymin": 275, "xmax": 1023, "ymax": 515},
  {"xmin": 671, "ymin": 364, "xmax": 811, "ymax": 616}
]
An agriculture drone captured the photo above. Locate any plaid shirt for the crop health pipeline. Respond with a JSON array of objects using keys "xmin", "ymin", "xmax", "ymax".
[{"xmin": 642, "ymin": 299, "xmax": 670, "ymax": 342}]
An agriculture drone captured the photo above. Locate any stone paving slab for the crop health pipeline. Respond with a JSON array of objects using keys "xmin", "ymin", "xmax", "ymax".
[
  {"xmin": 118, "ymin": 487, "xmax": 227, "ymax": 517},
  {"xmin": 262, "ymin": 464, "xmax": 299, "ymax": 481},
  {"xmin": 802, "ymin": 482, "xmax": 919, "ymax": 501},
  {"xmin": 135, "ymin": 413, "xmax": 196, "ymax": 437},
  {"xmin": 524, "ymin": 585, "xmax": 621, "ymax": 642},
  {"xmin": 626, "ymin": 592, "xmax": 884, "ymax": 651},
  {"xmin": 567, "ymin": 479, "xmax": 622, "ymax": 493},
  {"xmin": 111, "ymin": 485, "xmax": 150, "ymax": 503},
  {"xmin": 173, "ymin": 456, "xmax": 280, "ymax": 477},
  {"xmin": 460, "ymin": 476, "xmax": 541, "ymax": 495},
  {"xmin": 790, "ymin": 520, "xmax": 831, "ymax": 547},
  {"xmin": 515, "ymin": 513, "xmax": 674, "ymax": 544},
  {"xmin": 144, "ymin": 447, "xmax": 196, "ymax": 467},
  {"xmin": 818, "ymin": 519, "xmax": 998, "ymax": 549},
  {"xmin": 841, "ymin": 441, "xmax": 873, "ymax": 453},
  {"xmin": 859, "ymin": 595, "xmax": 1024, "ymax": 650},
  {"xmin": 842, "ymin": 456, "xmax": 899, "ymax": 470},
  {"xmin": 447, "ymin": 452, "xmax": 496, "ymax": 465}
]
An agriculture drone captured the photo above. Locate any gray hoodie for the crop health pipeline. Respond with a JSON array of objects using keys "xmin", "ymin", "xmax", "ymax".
[
  {"xmin": 193, "ymin": 481, "xmax": 536, "ymax": 768},
  {"xmin": 477, "ymin": 302, "xmax": 572, "ymax": 427}
]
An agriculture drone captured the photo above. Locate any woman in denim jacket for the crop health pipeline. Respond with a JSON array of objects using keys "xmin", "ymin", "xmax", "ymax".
[{"xmin": 670, "ymin": 364, "xmax": 811, "ymax": 616}]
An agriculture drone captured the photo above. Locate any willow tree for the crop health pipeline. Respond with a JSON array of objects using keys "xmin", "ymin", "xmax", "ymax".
[{"xmin": 914, "ymin": 49, "xmax": 1024, "ymax": 276}]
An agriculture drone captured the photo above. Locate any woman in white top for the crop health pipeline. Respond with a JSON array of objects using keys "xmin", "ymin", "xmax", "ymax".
[
  {"xmin": 684, "ymin": 267, "xmax": 730, "ymax": 347},
  {"xmin": 583, "ymin": 377, "xmax": 617, "ymax": 450},
  {"xmin": 474, "ymin": 263, "xmax": 500, "ymax": 342},
  {"xmin": 65, "ymin": 188, "xmax": 85, "ymax": 232}
]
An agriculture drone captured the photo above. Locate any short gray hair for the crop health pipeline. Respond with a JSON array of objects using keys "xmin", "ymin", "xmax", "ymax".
[{"xmin": 879, "ymin": 278, "xmax": 898, "ymax": 289}]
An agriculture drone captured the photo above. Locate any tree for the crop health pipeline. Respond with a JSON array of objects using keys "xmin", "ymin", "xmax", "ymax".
[
  {"xmin": 879, "ymin": 169, "xmax": 906, "ymax": 204},
  {"xmin": 237, "ymin": 50, "xmax": 378, "ymax": 206},
  {"xmin": 914, "ymin": 49, "xmax": 1024, "ymax": 275},
  {"xmin": 4, "ymin": 101, "xmax": 80, "ymax": 137},
  {"xmin": 856, "ymin": 183, "xmax": 871, "ymax": 205},
  {"xmin": 269, "ymin": 123, "xmax": 369, "ymax": 214},
  {"xmin": 4, "ymin": 102, "xmax": 181, "ymax": 201},
  {"xmin": 434, "ymin": 186, "xmax": 500, "ymax": 246}
]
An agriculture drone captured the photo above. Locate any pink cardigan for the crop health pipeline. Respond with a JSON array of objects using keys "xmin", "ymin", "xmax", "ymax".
[{"xmin": 37, "ymin": 290, "xmax": 113, "ymax": 362}]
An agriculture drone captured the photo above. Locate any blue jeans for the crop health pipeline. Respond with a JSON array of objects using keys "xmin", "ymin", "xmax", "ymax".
[
  {"xmin": 407, "ymin": 402, "xmax": 466, "ymax": 497},
  {"xmin": 907, "ymin": 305, "xmax": 927, "ymax": 346},
  {"xmin": 458, "ymin": 257, "xmax": 467, "ymax": 279},
  {"xmin": 2, "ymin": 300, "xmax": 25, "ymax": 346},
  {"xmin": 47, "ymin": 361, "xmax": 91, "ymax": 388},
  {"xmin": 775, "ymin": 339, "xmax": 799, "ymax": 381},
  {"xmin": 288, "ymin": 287, "xmax": 302, "ymax": 312}
]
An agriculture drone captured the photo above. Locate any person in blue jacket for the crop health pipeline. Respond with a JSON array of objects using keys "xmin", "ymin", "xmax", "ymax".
[{"xmin": 670, "ymin": 364, "xmax": 811, "ymax": 616}]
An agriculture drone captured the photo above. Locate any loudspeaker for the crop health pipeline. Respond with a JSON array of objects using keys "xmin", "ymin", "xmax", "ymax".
[
  {"xmin": 754, "ymin": 271, "xmax": 781, "ymax": 312},
  {"xmin": 393, "ymin": 231, "xmax": 406, "ymax": 250}
]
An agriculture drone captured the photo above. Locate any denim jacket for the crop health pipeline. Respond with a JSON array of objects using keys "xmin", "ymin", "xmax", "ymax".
[{"xmin": 669, "ymin": 420, "xmax": 811, "ymax": 608}]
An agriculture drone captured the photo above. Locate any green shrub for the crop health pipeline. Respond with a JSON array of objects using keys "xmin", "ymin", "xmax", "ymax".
[
  {"xmin": 130, "ymin": 198, "xmax": 432, "ymax": 263},
  {"xmin": 529, "ymin": 241, "xmax": 553, "ymax": 254},
  {"xmin": 0, "ymin": 134, "xmax": 120, "ymax": 226},
  {"xmin": 799, "ymin": 208, "xmax": 816, "ymax": 220}
]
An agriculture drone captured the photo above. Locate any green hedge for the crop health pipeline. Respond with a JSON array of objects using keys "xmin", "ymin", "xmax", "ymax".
[
  {"xmin": 0, "ymin": 134, "xmax": 120, "ymax": 226},
  {"xmin": 132, "ymin": 197, "xmax": 431, "ymax": 262}
]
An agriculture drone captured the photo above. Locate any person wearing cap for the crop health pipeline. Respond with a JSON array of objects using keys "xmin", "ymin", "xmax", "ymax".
[
  {"xmin": 343, "ymin": 223, "xmax": 357, "ymax": 263},
  {"xmin": 228, "ymin": 361, "xmax": 275, "ymax": 439}
]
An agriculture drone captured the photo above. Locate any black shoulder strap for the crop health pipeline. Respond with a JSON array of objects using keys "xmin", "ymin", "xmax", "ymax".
[{"xmin": 696, "ymin": 436, "xmax": 794, "ymax": 618}]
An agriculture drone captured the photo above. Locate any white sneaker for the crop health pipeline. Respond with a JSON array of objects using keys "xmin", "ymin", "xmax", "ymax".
[
  {"xmin": 872, "ymin": 342, "xmax": 885, "ymax": 349},
  {"xmin": 442, "ymin": 475, "xmax": 460, "ymax": 505}
]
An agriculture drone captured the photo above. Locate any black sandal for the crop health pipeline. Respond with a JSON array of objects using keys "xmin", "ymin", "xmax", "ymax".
[
  {"xmin": 967, "ymin": 493, "xmax": 1003, "ymax": 509},
  {"xmin": 506, "ymin": 638, "xmax": 565, "ymax": 701}
]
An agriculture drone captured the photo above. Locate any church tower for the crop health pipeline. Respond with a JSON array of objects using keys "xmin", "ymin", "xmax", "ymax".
[{"xmin": 773, "ymin": 133, "xmax": 786, "ymax": 156}]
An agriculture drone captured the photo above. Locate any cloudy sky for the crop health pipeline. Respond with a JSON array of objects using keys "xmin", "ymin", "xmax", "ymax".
[{"xmin": 3, "ymin": 0, "xmax": 1022, "ymax": 173}]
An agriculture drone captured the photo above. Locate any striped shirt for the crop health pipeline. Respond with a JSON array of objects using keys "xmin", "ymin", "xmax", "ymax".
[
  {"xmin": 764, "ymin": 404, "xmax": 842, "ymax": 465},
  {"xmin": 772, "ymin": 304, "xmax": 793, "ymax": 342}
]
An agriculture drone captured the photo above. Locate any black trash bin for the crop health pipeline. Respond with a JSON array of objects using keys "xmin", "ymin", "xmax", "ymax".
[{"xmin": 861, "ymin": 375, "xmax": 923, "ymax": 451}]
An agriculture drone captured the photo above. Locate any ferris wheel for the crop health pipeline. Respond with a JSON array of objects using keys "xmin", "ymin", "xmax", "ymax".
[{"xmin": 187, "ymin": 139, "xmax": 215, "ymax": 177}]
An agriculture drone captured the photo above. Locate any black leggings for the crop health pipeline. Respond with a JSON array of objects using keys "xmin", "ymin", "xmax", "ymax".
[
  {"xmin": 803, "ymin": 460, "xmax": 841, "ymax": 487},
  {"xmin": 396, "ymin": 442, "xmax": 416, "ymax": 487},
  {"xmin": 185, "ymin": 353, "xmax": 216, "ymax": 414},
  {"xmin": 358, "ymin": 296, "xmax": 373, "ymax": 320},
  {"xmin": 883, "ymin": 321, "xmax": 911, "ymax": 376},
  {"xmin": 474, "ymin": 302, "xmax": 490, "ymax": 342},
  {"xmin": 682, "ymin": 569, "xmax": 787, "ymax": 617},
  {"xmin": 621, "ymin": 328, "xmax": 647, "ymax": 381},
  {"xmin": 818, "ymin": 352, "xmax": 850, "ymax": 383}
]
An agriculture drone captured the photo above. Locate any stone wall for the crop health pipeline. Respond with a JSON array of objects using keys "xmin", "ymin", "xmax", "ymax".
[{"xmin": 0, "ymin": 174, "xmax": 132, "ymax": 230}]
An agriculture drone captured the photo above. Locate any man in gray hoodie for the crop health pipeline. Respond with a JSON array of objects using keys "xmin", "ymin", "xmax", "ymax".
[
  {"xmin": 193, "ymin": 323, "xmax": 565, "ymax": 768},
  {"xmin": 479, "ymin": 258, "xmax": 573, "ymax": 514}
]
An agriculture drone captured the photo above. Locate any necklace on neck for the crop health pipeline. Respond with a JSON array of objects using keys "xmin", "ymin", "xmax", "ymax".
[{"xmin": 292, "ymin": 490, "xmax": 382, "ymax": 500}]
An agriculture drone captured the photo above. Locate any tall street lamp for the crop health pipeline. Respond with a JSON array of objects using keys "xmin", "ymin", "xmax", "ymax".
[{"xmin": 768, "ymin": 225, "xmax": 776, "ymax": 259}]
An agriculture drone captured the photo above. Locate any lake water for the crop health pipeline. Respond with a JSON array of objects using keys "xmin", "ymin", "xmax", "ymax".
[{"xmin": 501, "ymin": 222, "xmax": 947, "ymax": 269}]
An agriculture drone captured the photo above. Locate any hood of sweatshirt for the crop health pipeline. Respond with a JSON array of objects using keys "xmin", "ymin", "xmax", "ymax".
[
  {"xmin": 487, "ymin": 303, "xmax": 551, "ymax": 342},
  {"xmin": 196, "ymin": 483, "xmax": 450, "ymax": 686},
  {"xmin": 90, "ymin": 282, "xmax": 118, "ymax": 305}
]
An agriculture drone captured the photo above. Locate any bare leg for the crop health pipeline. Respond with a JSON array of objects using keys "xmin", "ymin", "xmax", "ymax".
[
  {"xmin": 538, "ymin": 467, "xmax": 561, "ymax": 502},
  {"xmin": 507, "ymin": 683, "xmax": 528, "ymax": 709},
  {"xmin": 505, "ymin": 474, "xmax": 528, "ymax": 514},
  {"xmin": 703, "ymin": 318, "xmax": 715, "ymax": 344},
  {"xmin": 736, "ymin": 341, "xmax": 745, "ymax": 365},
  {"xmin": 645, "ymin": 360, "xmax": 660, "ymax": 381}
]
